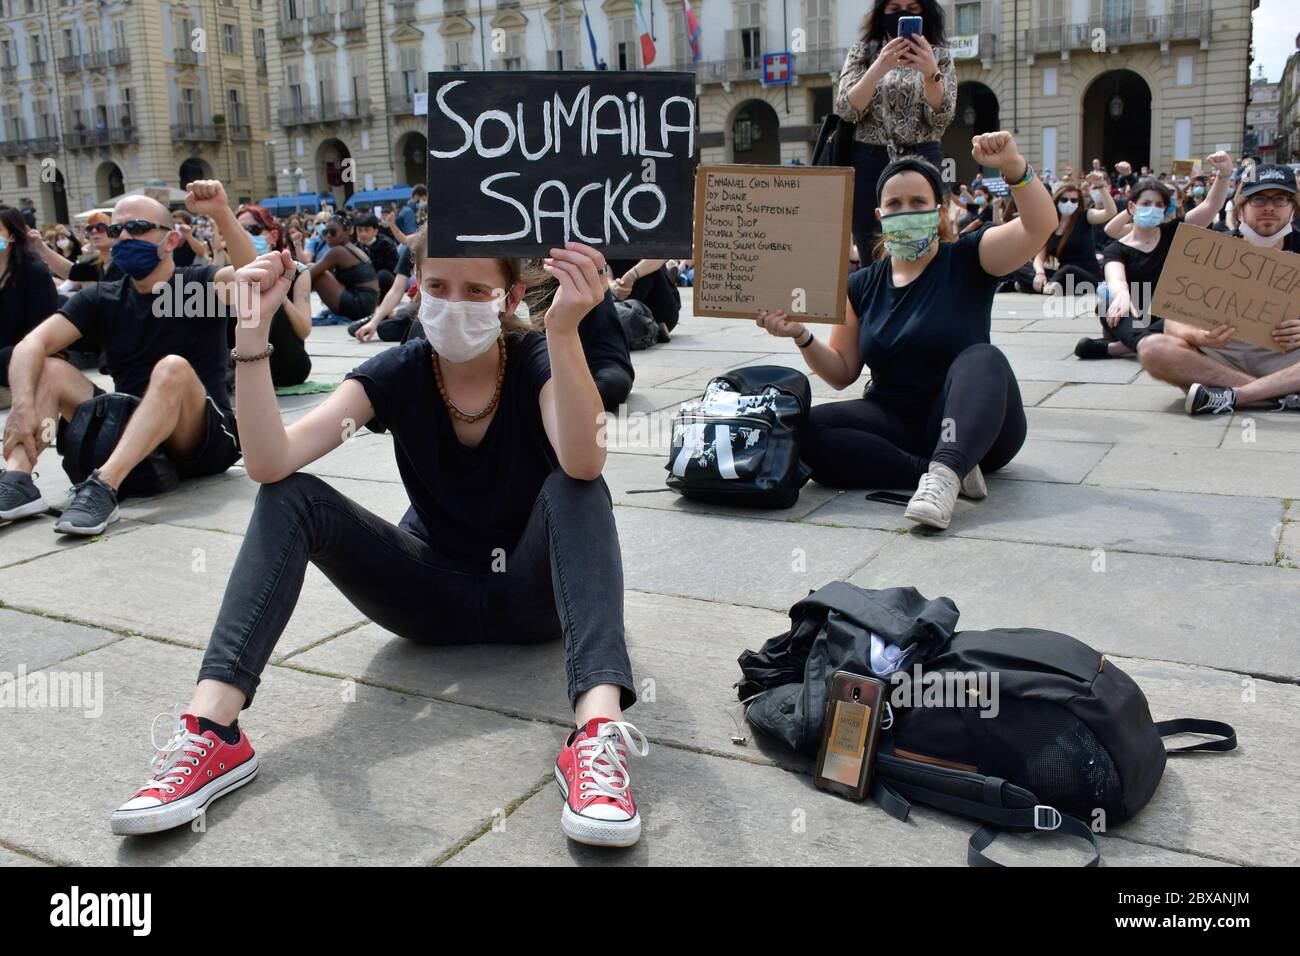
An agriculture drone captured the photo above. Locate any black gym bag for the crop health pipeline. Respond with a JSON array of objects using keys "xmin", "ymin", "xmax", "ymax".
[
  {"xmin": 665, "ymin": 366, "xmax": 812, "ymax": 509},
  {"xmin": 57, "ymin": 393, "xmax": 180, "ymax": 498},
  {"xmin": 738, "ymin": 585, "xmax": 1237, "ymax": 865}
]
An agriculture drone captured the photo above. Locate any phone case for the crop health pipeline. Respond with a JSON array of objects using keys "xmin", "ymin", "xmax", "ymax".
[
  {"xmin": 814, "ymin": 670, "xmax": 887, "ymax": 800},
  {"xmin": 899, "ymin": 16, "xmax": 923, "ymax": 37}
]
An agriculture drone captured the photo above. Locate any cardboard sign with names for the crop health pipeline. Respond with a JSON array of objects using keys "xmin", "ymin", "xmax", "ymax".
[
  {"xmin": 424, "ymin": 71, "xmax": 697, "ymax": 258},
  {"xmin": 1151, "ymin": 223, "xmax": 1300, "ymax": 352},
  {"xmin": 693, "ymin": 165, "xmax": 853, "ymax": 324}
]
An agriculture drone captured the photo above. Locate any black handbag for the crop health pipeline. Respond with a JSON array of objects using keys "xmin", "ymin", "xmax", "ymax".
[
  {"xmin": 812, "ymin": 113, "xmax": 855, "ymax": 168},
  {"xmin": 57, "ymin": 392, "xmax": 180, "ymax": 498},
  {"xmin": 664, "ymin": 366, "xmax": 812, "ymax": 509}
]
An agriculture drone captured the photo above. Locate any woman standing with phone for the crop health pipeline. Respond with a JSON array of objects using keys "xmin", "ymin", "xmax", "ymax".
[{"xmin": 835, "ymin": 0, "xmax": 956, "ymax": 256}]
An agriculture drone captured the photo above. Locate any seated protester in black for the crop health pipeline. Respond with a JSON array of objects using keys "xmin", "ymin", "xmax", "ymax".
[
  {"xmin": 957, "ymin": 184, "xmax": 994, "ymax": 235},
  {"xmin": 756, "ymin": 136, "xmax": 1057, "ymax": 531},
  {"xmin": 229, "ymin": 202, "xmax": 312, "ymax": 387},
  {"xmin": 354, "ymin": 213, "xmax": 399, "ymax": 299},
  {"xmin": 108, "ymin": 237, "xmax": 649, "ymax": 850},
  {"xmin": 309, "ymin": 214, "xmax": 380, "ymax": 321},
  {"xmin": 1029, "ymin": 174, "xmax": 1117, "ymax": 295},
  {"xmin": 170, "ymin": 210, "xmax": 211, "ymax": 268},
  {"xmin": 606, "ymin": 257, "xmax": 681, "ymax": 341},
  {"xmin": 0, "ymin": 205, "xmax": 58, "ymax": 404},
  {"xmin": 0, "ymin": 184, "xmax": 256, "ymax": 534},
  {"xmin": 525, "ymin": 274, "xmax": 635, "ymax": 411},
  {"xmin": 352, "ymin": 245, "xmax": 418, "ymax": 342},
  {"xmin": 1080, "ymin": 154, "xmax": 1234, "ymax": 360},
  {"xmin": 28, "ymin": 214, "xmax": 122, "ymax": 286}
]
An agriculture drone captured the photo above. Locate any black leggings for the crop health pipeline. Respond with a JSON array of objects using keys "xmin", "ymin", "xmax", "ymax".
[
  {"xmin": 1000, "ymin": 262, "xmax": 1102, "ymax": 294},
  {"xmin": 803, "ymin": 344, "xmax": 1027, "ymax": 489},
  {"xmin": 591, "ymin": 361, "xmax": 633, "ymax": 411}
]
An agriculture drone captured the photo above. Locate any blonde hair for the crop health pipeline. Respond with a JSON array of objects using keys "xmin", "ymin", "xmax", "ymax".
[{"xmin": 407, "ymin": 226, "xmax": 536, "ymax": 338}]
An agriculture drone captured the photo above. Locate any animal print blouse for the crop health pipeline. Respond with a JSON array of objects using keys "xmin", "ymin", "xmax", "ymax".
[{"xmin": 834, "ymin": 39, "xmax": 958, "ymax": 157}]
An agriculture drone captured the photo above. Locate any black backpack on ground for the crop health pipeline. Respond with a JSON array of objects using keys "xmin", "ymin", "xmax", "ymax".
[
  {"xmin": 665, "ymin": 366, "xmax": 812, "ymax": 509},
  {"xmin": 738, "ymin": 586, "xmax": 1237, "ymax": 866},
  {"xmin": 57, "ymin": 393, "xmax": 180, "ymax": 499},
  {"xmin": 612, "ymin": 299, "xmax": 659, "ymax": 351}
]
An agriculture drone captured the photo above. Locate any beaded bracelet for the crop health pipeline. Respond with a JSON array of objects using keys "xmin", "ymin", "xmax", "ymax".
[{"xmin": 231, "ymin": 344, "xmax": 275, "ymax": 363}]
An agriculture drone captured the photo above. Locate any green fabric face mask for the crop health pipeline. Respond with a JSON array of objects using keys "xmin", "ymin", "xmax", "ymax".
[{"xmin": 880, "ymin": 208, "xmax": 941, "ymax": 261}]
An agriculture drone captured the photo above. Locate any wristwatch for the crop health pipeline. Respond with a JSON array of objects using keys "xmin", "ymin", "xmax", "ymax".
[{"xmin": 931, "ymin": 70, "xmax": 942, "ymax": 84}]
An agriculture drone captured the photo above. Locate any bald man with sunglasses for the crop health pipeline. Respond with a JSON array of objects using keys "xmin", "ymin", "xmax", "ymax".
[{"xmin": 0, "ymin": 182, "xmax": 258, "ymax": 534}]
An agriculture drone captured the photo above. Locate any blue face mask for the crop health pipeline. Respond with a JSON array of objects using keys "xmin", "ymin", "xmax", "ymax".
[
  {"xmin": 1133, "ymin": 206, "xmax": 1165, "ymax": 229},
  {"xmin": 110, "ymin": 237, "xmax": 164, "ymax": 280},
  {"xmin": 249, "ymin": 232, "xmax": 269, "ymax": 255},
  {"xmin": 974, "ymin": 195, "xmax": 987, "ymax": 205},
  {"xmin": 0, "ymin": 236, "xmax": 7, "ymax": 254},
  {"xmin": 416, "ymin": 200, "xmax": 426, "ymax": 211},
  {"xmin": 1192, "ymin": 186, "xmax": 1205, "ymax": 198}
]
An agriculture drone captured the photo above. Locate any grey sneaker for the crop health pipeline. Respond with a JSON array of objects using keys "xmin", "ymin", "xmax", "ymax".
[
  {"xmin": 53, "ymin": 470, "xmax": 119, "ymax": 536},
  {"xmin": 960, "ymin": 463, "xmax": 988, "ymax": 500},
  {"xmin": 0, "ymin": 469, "xmax": 49, "ymax": 522},
  {"xmin": 905, "ymin": 463, "xmax": 961, "ymax": 530},
  {"xmin": 1277, "ymin": 393, "xmax": 1300, "ymax": 411},
  {"xmin": 1185, "ymin": 383, "xmax": 1236, "ymax": 416}
]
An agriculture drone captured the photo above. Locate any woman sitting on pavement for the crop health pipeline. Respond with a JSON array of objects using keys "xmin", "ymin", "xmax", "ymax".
[
  {"xmin": 110, "ymin": 235, "xmax": 648, "ymax": 849},
  {"xmin": 1076, "ymin": 153, "xmax": 1233, "ymax": 360},
  {"xmin": 310, "ymin": 213, "xmax": 381, "ymax": 324},
  {"xmin": 755, "ymin": 133, "xmax": 1056, "ymax": 531}
]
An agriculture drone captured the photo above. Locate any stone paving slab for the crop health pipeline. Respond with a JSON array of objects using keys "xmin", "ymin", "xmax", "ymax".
[
  {"xmin": 0, "ymin": 639, "xmax": 559, "ymax": 866},
  {"xmin": 290, "ymin": 590, "xmax": 789, "ymax": 758},
  {"xmin": 1026, "ymin": 406, "xmax": 1231, "ymax": 447},
  {"xmin": 0, "ymin": 608, "xmax": 122, "ymax": 674},
  {"xmin": 602, "ymin": 452, "xmax": 841, "ymax": 522},
  {"xmin": 808, "ymin": 480, "xmax": 1282, "ymax": 564},
  {"xmin": 1042, "ymin": 382, "xmax": 1187, "ymax": 413},
  {"xmin": 0, "ymin": 847, "xmax": 48, "ymax": 867},
  {"xmin": 1213, "ymin": 414, "xmax": 1300, "ymax": 454},
  {"xmin": 631, "ymin": 348, "xmax": 771, "ymax": 369},
  {"xmin": 444, "ymin": 737, "xmax": 1222, "ymax": 867},
  {"xmin": 1007, "ymin": 359, "xmax": 1141, "ymax": 384},
  {"xmin": 301, "ymin": 433, "xmax": 402, "ymax": 482},
  {"xmin": 0, "ymin": 524, "xmax": 365, "ymax": 661},
  {"xmin": 848, "ymin": 536, "xmax": 1300, "ymax": 681},
  {"xmin": 616, "ymin": 507, "xmax": 890, "ymax": 612},
  {"xmin": 0, "ymin": 512, "xmax": 143, "ymax": 569},
  {"xmin": 1105, "ymin": 655, "xmax": 1300, "ymax": 866},
  {"xmin": 1280, "ymin": 501, "xmax": 1298, "ymax": 568},
  {"xmin": 1084, "ymin": 444, "xmax": 1300, "ymax": 499},
  {"xmin": 992, "ymin": 437, "xmax": 1111, "ymax": 484},
  {"xmin": 625, "ymin": 363, "xmax": 714, "ymax": 389}
]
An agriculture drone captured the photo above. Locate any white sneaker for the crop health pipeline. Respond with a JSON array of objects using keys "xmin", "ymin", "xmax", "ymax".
[
  {"xmin": 905, "ymin": 463, "xmax": 961, "ymax": 530},
  {"xmin": 1043, "ymin": 280, "xmax": 1063, "ymax": 296},
  {"xmin": 960, "ymin": 463, "xmax": 988, "ymax": 500}
]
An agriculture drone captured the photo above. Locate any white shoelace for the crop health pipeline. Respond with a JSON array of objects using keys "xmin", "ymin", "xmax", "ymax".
[
  {"xmin": 912, "ymin": 469, "xmax": 955, "ymax": 508},
  {"xmin": 1278, "ymin": 393, "xmax": 1300, "ymax": 411},
  {"xmin": 577, "ymin": 721, "xmax": 649, "ymax": 800},
  {"xmin": 1202, "ymin": 389, "xmax": 1236, "ymax": 414},
  {"xmin": 138, "ymin": 714, "xmax": 212, "ymax": 796}
]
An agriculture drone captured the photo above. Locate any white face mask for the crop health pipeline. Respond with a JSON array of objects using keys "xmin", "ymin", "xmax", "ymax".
[
  {"xmin": 1238, "ymin": 220, "xmax": 1294, "ymax": 247},
  {"xmin": 1057, "ymin": 200, "xmax": 1079, "ymax": 216},
  {"xmin": 418, "ymin": 291, "xmax": 502, "ymax": 363}
]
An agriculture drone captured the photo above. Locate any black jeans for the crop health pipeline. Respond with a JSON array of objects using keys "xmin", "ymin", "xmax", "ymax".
[
  {"xmin": 803, "ymin": 344, "xmax": 1027, "ymax": 488},
  {"xmin": 198, "ymin": 469, "xmax": 636, "ymax": 711},
  {"xmin": 851, "ymin": 140, "xmax": 947, "ymax": 258},
  {"xmin": 591, "ymin": 361, "xmax": 633, "ymax": 411}
]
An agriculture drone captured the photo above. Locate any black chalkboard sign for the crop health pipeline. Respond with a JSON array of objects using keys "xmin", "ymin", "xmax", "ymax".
[{"xmin": 424, "ymin": 71, "xmax": 697, "ymax": 258}]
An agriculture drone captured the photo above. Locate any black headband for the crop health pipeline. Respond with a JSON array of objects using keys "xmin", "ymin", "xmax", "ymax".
[{"xmin": 876, "ymin": 157, "xmax": 946, "ymax": 207}]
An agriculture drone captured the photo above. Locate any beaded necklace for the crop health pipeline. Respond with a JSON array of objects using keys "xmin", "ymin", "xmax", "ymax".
[{"xmin": 431, "ymin": 336, "xmax": 507, "ymax": 424}]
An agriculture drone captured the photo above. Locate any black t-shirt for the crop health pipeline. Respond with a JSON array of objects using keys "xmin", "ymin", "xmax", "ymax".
[
  {"xmin": 172, "ymin": 238, "xmax": 208, "ymax": 269},
  {"xmin": 395, "ymin": 246, "xmax": 414, "ymax": 278},
  {"xmin": 344, "ymin": 332, "xmax": 558, "ymax": 569},
  {"xmin": 1049, "ymin": 217, "xmax": 1099, "ymax": 271},
  {"xmin": 579, "ymin": 291, "xmax": 634, "ymax": 376},
  {"xmin": 363, "ymin": 235, "xmax": 400, "ymax": 275},
  {"xmin": 58, "ymin": 265, "xmax": 235, "ymax": 410},
  {"xmin": 1, "ymin": 255, "xmax": 58, "ymax": 349},
  {"xmin": 1102, "ymin": 220, "xmax": 1181, "ymax": 319},
  {"xmin": 607, "ymin": 259, "xmax": 680, "ymax": 330},
  {"xmin": 848, "ymin": 230, "xmax": 999, "ymax": 403},
  {"xmin": 67, "ymin": 257, "xmax": 123, "ymax": 284}
]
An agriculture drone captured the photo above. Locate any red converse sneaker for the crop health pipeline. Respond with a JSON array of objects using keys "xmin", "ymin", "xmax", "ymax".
[
  {"xmin": 110, "ymin": 714, "xmax": 258, "ymax": 835},
  {"xmin": 554, "ymin": 718, "xmax": 649, "ymax": 847}
]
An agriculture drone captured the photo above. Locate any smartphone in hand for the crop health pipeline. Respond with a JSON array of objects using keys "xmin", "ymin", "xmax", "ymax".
[{"xmin": 898, "ymin": 15, "xmax": 923, "ymax": 40}]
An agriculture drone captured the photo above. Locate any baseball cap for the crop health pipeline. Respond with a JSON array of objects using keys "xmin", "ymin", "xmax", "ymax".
[{"xmin": 1240, "ymin": 164, "xmax": 1297, "ymax": 198}]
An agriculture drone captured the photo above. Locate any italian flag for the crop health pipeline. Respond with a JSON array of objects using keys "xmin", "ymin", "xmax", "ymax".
[
  {"xmin": 682, "ymin": 0, "xmax": 702, "ymax": 62},
  {"xmin": 634, "ymin": 0, "xmax": 656, "ymax": 66}
]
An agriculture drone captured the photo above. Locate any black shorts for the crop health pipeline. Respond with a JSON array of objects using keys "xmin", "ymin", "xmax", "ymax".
[
  {"xmin": 337, "ymin": 286, "xmax": 380, "ymax": 320},
  {"xmin": 170, "ymin": 395, "xmax": 241, "ymax": 479}
]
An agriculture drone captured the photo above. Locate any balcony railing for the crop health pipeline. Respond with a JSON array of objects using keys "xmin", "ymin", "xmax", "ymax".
[
  {"xmin": 0, "ymin": 140, "xmax": 27, "ymax": 158},
  {"xmin": 0, "ymin": 65, "xmax": 16, "ymax": 83},
  {"xmin": 393, "ymin": 0, "xmax": 418, "ymax": 20},
  {"xmin": 227, "ymin": 123, "xmax": 252, "ymax": 141},
  {"xmin": 174, "ymin": 47, "xmax": 199, "ymax": 65},
  {"xmin": 170, "ymin": 121, "xmax": 223, "ymax": 141},
  {"xmin": 340, "ymin": 9, "xmax": 366, "ymax": 30},
  {"xmin": 82, "ymin": 50, "xmax": 109, "ymax": 69},
  {"xmin": 277, "ymin": 18, "xmax": 305, "ymax": 40},
  {"xmin": 792, "ymin": 45, "xmax": 848, "ymax": 75},
  {"xmin": 26, "ymin": 135, "xmax": 61, "ymax": 153},
  {"xmin": 1024, "ymin": 10, "xmax": 1209, "ymax": 56},
  {"xmin": 30, "ymin": 59, "xmax": 47, "ymax": 78},
  {"xmin": 108, "ymin": 47, "xmax": 130, "ymax": 66},
  {"xmin": 58, "ymin": 53, "xmax": 81, "ymax": 72},
  {"xmin": 280, "ymin": 99, "xmax": 371, "ymax": 126},
  {"xmin": 444, "ymin": 0, "xmax": 467, "ymax": 16},
  {"xmin": 308, "ymin": 13, "xmax": 336, "ymax": 34}
]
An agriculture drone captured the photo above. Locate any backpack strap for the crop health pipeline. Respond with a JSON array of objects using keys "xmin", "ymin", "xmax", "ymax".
[
  {"xmin": 870, "ymin": 778, "xmax": 911, "ymax": 822},
  {"xmin": 968, "ymin": 813, "xmax": 1101, "ymax": 868},
  {"xmin": 1155, "ymin": 718, "xmax": 1236, "ymax": 755}
]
